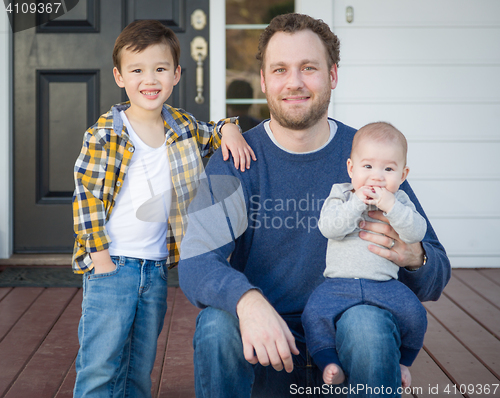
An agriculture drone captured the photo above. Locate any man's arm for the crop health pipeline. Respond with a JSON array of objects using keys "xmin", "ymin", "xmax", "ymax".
[
  {"xmin": 359, "ymin": 180, "xmax": 451, "ymax": 301},
  {"xmin": 178, "ymin": 151, "xmax": 299, "ymax": 372}
]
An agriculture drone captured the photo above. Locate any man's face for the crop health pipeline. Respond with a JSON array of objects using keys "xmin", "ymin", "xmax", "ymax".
[{"xmin": 260, "ymin": 30, "xmax": 337, "ymax": 130}]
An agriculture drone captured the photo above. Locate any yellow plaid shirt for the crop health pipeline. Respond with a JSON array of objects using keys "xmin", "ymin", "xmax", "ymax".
[{"xmin": 72, "ymin": 102, "xmax": 237, "ymax": 273}]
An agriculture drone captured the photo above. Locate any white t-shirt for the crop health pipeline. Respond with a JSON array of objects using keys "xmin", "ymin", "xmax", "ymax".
[
  {"xmin": 106, "ymin": 111, "xmax": 173, "ymax": 260},
  {"xmin": 263, "ymin": 119, "xmax": 337, "ymax": 154}
]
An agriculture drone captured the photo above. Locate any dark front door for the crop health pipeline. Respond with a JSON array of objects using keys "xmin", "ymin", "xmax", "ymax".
[{"xmin": 14, "ymin": 0, "xmax": 210, "ymax": 252}]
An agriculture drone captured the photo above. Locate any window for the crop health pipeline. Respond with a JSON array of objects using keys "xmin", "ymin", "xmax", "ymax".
[{"xmin": 225, "ymin": 0, "xmax": 294, "ymax": 131}]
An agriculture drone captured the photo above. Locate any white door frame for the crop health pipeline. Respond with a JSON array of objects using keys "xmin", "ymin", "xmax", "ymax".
[{"xmin": 0, "ymin": 10, "xmax": 13, "ymax": 259}]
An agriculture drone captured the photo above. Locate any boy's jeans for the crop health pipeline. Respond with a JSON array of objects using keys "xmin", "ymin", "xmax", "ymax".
[
  {"xmin": 74, "ymin": 256, "xmax": 169, "ymax": 398},
  {"xmin": 193, "ymin": 305, "xmax": 402, "ymax": 398}
]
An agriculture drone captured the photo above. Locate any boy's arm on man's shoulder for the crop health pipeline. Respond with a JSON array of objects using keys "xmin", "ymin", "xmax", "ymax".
[
  {"xmin": 180, "ymin": 109, "xmax": 255, "ymax": 171},
  {"xmin": 186, "ymin": 110, "xmax": 239, "ymax": 158}
]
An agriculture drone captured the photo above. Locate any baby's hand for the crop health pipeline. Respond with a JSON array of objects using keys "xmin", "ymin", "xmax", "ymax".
[
  {"xmin": 354, "ymin": 185, "xmax": 375, "ymax": 203},
  {"xmin": 357, "ymin": 186, "xmax": 395, "ymax": 213}
]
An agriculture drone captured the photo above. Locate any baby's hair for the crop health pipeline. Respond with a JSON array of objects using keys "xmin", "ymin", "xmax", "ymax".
[
  {"xmin": 112, "ymin": 19, "xmax": 180, "ymax": 73},
  {"xmin": 351, "ymin": 122, "xmax": 408, "ymax": 164}
]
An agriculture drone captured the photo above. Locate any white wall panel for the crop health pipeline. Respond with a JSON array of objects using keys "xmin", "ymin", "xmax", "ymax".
[
  {"xmin": 337, "ymin": 28, "xmax": 500, "ymax": 65},
  {"xmin": 333, "ymin": 0, "xmax": 500, "ymax": 26},
  {"xmin": 409, "ymin": 180, "xmax": 499, "ymax": 219},
  {"xmin": 429, "ymin": 219, "xmax": 500, "ymax": 268},
  {"xmin": 329, "ymin": 0, "xmax": 500, "ymax": 267},
  {"xmin": 335, "ymin": 66, "xmax": 500, "ymax": 102},
  {"xmin": 332, "ymin": 103, "xmax": 500, "ymax": 142},
  {"xmin": 407, "ymin": 142, "xmax": 500, "ymax": 181}
]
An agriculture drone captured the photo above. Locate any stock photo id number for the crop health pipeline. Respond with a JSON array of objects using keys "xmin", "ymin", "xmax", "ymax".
[{"xmin": 3, "ymin": 0, "xmax": 79, "ymax": 32}]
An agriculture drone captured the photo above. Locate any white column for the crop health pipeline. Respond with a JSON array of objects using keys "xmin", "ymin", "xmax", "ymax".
[
  {"xmin": 209, "ymin": 0, "xmax": 226, "ymax": 122},
  {"xmin": 0, "ymin": 8, "xmax": 12, "ymax": 259}
]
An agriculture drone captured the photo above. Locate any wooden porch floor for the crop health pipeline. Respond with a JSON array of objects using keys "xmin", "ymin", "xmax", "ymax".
[{"xmin": 0, "ymin": 269, "xmax": 499, "ymax": 398}]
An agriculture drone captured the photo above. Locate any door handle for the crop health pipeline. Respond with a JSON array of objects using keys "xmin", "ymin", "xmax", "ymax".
[{"xmin": 191, "ymin": 36, "xmax": 208, "ymax": 104}]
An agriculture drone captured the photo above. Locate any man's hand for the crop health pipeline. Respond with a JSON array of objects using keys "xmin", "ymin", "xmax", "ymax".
[
  {"xmin": 359, "ymin": 210, "xmax": 425, "ymax": 268},
  {"xmin": 90, "ymin": 249, "xmax": 116, "ymax": 274},
  {"xmin": 236, "ymin": 290, "xmax": 299, "ymax": 373},
  {"xmin": 220, "ymin": 124, "xmax": 257, "ymax": 172}
]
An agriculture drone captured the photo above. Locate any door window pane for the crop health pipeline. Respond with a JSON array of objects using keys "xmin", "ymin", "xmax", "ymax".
[
  {"xmin": 225, "ymin": 0, "xmax": 294, "ymax": 127},
  {"xmin": 226, "ymin": 0, "xmax": 294, "ymax": 24}
]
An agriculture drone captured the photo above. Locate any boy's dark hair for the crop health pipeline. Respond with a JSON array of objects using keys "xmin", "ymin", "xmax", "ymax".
[
  {"xmin": 113, "ymin": 20, "xmax": 181, "ymax": 72},
  {"xmin": 256, "ymin": 13, "xmax": 340, "ymax": 70}
]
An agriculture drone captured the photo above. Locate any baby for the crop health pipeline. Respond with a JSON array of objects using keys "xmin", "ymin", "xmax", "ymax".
[{"xmin": 302, "ymin": 122, "xmax": 428, "ymax": 388}]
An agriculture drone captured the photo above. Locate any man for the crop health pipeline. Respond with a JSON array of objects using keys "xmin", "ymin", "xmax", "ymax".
[{"xmin": 178, "ymin": 13, "xmax": 450, "ymax": 398}]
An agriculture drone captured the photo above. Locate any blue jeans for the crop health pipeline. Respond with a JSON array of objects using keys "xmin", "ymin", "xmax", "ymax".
[
  {"xmin": 193, "ymin": 305, "xmax": 402, "ymax": 398},
  {"xmin": 73, "ymin": 256, "xmax": 169, "ymax": 398},
  {"xmin": 302, "ymin": 278, "xmax": 427, "ymax": 370}
]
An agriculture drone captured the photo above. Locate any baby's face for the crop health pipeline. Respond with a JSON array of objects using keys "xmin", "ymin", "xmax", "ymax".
[{"xmin": 347, "ymin": 139, "xmax": 409, "ymax": 194}]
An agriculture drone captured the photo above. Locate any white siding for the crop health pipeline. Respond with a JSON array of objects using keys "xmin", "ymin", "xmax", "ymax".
[{"xmin": 329, "ymin": 0, "xmax": 500, "ymax": 267}]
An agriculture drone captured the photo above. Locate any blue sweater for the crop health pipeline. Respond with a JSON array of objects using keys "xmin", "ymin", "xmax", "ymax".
[{"xmin": 178, "ymin": 120, "xmax": 451, "ymax": 340}]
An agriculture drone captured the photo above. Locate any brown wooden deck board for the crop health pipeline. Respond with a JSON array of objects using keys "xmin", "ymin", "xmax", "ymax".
[
  {"xmin": 407, "ymin": 348, "xmax": 461, "ymax": 398},
  {"xmin": 158, "ymin": 288, "xmax": 199, "ymax": 398},
  {"xmin": 151, "ymin": 287, "xmax": 177, "ymax": 397},
  {"xmin": 0, "ymin": 288, "xmax": 12, "ymax": 302},
  {"xmin": 479, "ymin": 269, "xmax": 500, "ymax": 286},
  {"xmin": 425, "ymin": 293, "xmax": 500, "ymax": 379},
  {"xmin": 54, "ymin": 360, "xmax": 77, "ymax": 398},
  {"xmin": 0, "ymin": 288, "xmax": 78, "ymax": 397},
  {"xmin": 443, "ymin": 273, "xmax": 500, "ymax": 340},
  {"xmin": 0, "ymin": 287, "xmax": 44, "ymax": 342},
  {"xmin": 421, "ymin": 313, "xmax": 499, "ymax": 398},
  {"xmin": 4, "ymin": 289, "xmax": 81, "ymax": 398},
  {"xmin": 0, "ymin": 269, "xmax": 499, "ymax": 397},
  {"xmin": 453, "ymin": 269, "xmax": 500, "ymax": 309}
]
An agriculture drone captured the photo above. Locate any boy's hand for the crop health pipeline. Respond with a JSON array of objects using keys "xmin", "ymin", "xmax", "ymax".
[
  {"xmin": 90, "ymin": 249, "xmax": 116, "ymax": 275},
  {"xmin": 220, "ymin": 124, "xmax": 257, "ymax": 172},
  {"xmin": 357, "ymin": 186, "xmax": 395, "ymax": 213}
]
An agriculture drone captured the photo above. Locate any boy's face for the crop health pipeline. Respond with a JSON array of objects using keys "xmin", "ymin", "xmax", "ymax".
[
  {"xmin": 113, "ymin": 43, "xmax": 181, "ymax": 115},
  {"xmin": 347, "ymin": 139, "xmax": 409, "ymax": 194}
]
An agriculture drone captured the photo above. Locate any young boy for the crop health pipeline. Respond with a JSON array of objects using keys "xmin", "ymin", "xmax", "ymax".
[
  {"xmin": 302, "ymin": 122, "xmax": 427, "ymax": 388},
  {"xmin": 72, "ymin": 20, "xmax": 255, "ymax": 397}
]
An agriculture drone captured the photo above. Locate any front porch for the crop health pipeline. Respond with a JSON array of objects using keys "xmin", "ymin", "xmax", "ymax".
[{"xmin": 0, "ymin": 261, "xmax": 498, "ymax": 397}]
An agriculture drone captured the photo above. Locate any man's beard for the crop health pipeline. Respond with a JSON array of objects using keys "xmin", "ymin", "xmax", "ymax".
[{"xmin": 265, "ymin": 87, "xmax": 331, "ymax": 130}]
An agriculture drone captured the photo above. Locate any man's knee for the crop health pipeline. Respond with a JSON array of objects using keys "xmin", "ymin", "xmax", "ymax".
[
  {"xmin": 336, "ymin": 305, "xmax": 401, "ymax": 359},
  {"xmin": 193, "ymin": 307, "xmax": 254, "ymax": 394},
  {"xmin": 336, "ymin": 305, "xmax": 402, "ymax": 387},
  {"xmin": 194, "ymin": 307, "xmax": 243, "ymax": 355}
]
